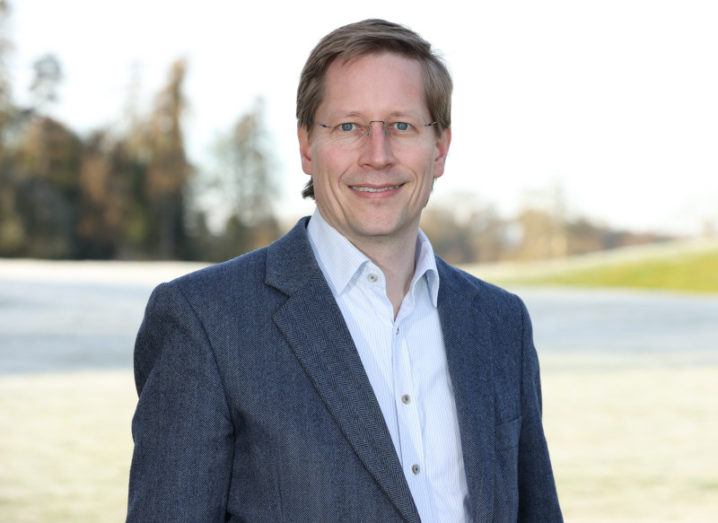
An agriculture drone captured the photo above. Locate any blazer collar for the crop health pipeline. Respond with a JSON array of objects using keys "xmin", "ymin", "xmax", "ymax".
[
  {"xmin": 266, "ymin": 217, "xmax": 421, "ymax": 523},
  {"xmin": 264, "ymin": 217, "xmax": 318, "ymax": 296}
]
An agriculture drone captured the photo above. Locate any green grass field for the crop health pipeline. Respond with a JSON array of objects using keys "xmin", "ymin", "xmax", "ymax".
[
  {"xmin": 515, "ymin": 248, "xmax": 718, "ymax": 294},
  {"xmin": 1, "ymin": 361, "xmax": 716, "ymax": 522}
]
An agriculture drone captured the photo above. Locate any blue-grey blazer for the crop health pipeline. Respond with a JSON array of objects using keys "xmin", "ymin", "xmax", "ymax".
[{"xmin": 127, "ymin": 217, "xmax": 562, "ymax": 522}]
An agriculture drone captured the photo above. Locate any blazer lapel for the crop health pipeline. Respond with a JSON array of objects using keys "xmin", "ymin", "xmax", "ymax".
[
  {"xmin": 436, "ymin": 258, "xmax": 496, "ymax": 522},
  {"xmin": 266, "ymin": 218, "xmax": 420, "ymax": 523}
]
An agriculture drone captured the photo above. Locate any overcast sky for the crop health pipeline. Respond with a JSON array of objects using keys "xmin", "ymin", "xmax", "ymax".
[{"xmin": 7, "ymin": 0, "xmax": 718, "ymax": 235}]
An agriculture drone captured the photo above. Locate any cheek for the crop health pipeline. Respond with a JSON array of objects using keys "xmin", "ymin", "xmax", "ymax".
[
  {"xmin": 317, "ymin": 152, "xmax": 354, "ymax": 185},
  {"xmin": 313, "ymin": 146, "xmax": 335, "ymax": 172},
  {"xmin": 405, "ymin": 147, "xmax": 435, "ymax": 170}
]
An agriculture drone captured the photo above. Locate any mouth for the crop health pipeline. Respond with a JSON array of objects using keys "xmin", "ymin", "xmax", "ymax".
[{"xmin": 349, "ymin": 183, "xmax": 405, "ymax": 193}]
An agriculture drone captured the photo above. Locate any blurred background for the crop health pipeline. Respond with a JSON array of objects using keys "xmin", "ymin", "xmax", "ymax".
[{"xmin": 0, "ymin": 0, "xmax": 716, "ymax": 521}]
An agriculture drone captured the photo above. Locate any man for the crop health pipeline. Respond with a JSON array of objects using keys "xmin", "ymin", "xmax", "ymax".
[{"xmin": 128, "ymin": 19, "xmax": 562, "ymax": 522}]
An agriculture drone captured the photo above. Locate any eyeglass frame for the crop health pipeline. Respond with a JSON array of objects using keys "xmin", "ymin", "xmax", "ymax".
[{"xmin": 314, "ymin": 119, "xmax": 439, "ymax": 147}]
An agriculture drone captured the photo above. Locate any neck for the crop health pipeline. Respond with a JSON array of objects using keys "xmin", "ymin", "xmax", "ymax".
[{"xmin": 350, "ymin": 229, "xmax": 418, "ymax": 319}]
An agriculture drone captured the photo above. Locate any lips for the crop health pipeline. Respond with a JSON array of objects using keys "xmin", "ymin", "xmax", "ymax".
[{"xmin": 350, "ymin": 184, "xmax": 404, "ymax": 193}]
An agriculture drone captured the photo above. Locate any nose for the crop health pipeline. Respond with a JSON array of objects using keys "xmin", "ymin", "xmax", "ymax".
[{"xmin": 358, "ymin": 121, "xmax": 395, "ymax": 169}]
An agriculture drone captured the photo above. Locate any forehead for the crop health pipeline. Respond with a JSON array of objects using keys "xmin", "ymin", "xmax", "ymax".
[{"xmin": 319, "ymin": 52, "xmax": 427, "ymax": 117}]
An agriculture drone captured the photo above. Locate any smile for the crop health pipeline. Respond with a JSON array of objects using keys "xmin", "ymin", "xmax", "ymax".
[{"xmin": 350, "ymin": 184, "xmax": 404, "ymax": 193}]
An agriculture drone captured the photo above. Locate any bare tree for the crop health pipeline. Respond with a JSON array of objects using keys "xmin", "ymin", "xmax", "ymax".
[
  {"xmin": 211, "ymin": 97, "xmax": 279, "ymax": 256},
  {"xmin": 144, "ymin": 59, "xmax": 193, "ymax": 258}
]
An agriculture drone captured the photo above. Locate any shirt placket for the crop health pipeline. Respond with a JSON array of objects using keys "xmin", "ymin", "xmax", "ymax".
[
  {"xmin": 361, "ymin": 265, "xmax": 437, "ymax": 523},
  {"xmin": 393, "ymin": 297, "xmax": 436, "ymax": 522}
]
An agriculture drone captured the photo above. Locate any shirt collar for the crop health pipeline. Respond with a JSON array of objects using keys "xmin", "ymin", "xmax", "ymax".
[
  {"xmin": 307, "ymin": 209, "xmax": 370, "ymax": 297},
  {"xmin": 306, "ymin": 208, "xmax": 440, "ymax": 307},
  {"xmin": 413, "ymin": 228, "xmax": 440, "ymax": 307}
]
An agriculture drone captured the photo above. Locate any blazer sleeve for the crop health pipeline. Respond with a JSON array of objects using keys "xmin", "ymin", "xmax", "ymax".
[
  {"xmin": 516, "ymin": 297, "xmax": 564, "ymax": 522},
  {"xmin": 127, "ymin": 282, "xmax": 234, "ymax": 523}
]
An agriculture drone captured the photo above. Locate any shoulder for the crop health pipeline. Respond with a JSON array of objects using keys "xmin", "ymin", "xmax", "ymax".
[
  {"xmin": 436, "ymin": 256, "xmax": 525, "ymax": 316},
  {"xmin": 157, "ymin": 247, "xmax": 286, "ymax": 329},
  {"xmin": 171, "ymin": 246, "xmax": 268, "ymax": 296},
  {"xmin": 165, "ymin": 216, "xmax": 314, "ymax": 301},
  {"xmin": 135, "ymin": 247, "xmax": 273, "ymax": 335}
]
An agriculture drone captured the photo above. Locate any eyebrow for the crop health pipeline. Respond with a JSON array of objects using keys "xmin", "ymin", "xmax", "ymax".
[{"xmin": 327, "ymin": 110, "xmax": 425, "ymax": 120}]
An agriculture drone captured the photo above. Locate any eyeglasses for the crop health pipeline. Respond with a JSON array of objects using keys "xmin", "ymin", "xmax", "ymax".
[{"xmin": 315, "ymin": 119, "xmax": 438, "ymax": 150}]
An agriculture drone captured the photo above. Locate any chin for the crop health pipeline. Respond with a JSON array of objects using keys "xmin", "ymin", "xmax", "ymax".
[{"xmin": 350, "ymin": 221, "xmax": 405, "ymax": 239}]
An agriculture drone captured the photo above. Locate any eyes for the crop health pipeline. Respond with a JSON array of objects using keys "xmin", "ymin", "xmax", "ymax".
[{"xmin": 337, "ymin": 121, "xmax": 415, "ymax": 134}]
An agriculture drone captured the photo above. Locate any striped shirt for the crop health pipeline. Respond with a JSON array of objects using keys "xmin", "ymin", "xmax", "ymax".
[{"xmin": 307, "ymin": 209, "xmax": 470, "ymax": 523}]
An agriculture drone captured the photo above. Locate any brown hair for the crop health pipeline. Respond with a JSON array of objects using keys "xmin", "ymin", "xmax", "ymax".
[{"xmin": 296, "ymin": 19, "xmax": 453, "ymax": 199}]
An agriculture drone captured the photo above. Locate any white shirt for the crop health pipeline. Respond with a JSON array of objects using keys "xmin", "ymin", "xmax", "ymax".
[{"xmin": 307, "ymin": 209, "xmax": 470, "ymax": 523}]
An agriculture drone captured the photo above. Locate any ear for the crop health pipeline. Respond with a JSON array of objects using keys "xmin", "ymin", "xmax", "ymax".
[
  {"xmin": 298, "ymin": 126, "xmax": 313, "ymax": 175},
  {"xmin": 432, "ymin": 127, "xmax": 451, "ymax": 179}
]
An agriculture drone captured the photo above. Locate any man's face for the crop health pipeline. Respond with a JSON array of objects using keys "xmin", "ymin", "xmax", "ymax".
[{"xmin": 298, "ymin": 52, "xmax": 451, "ymax": 248}]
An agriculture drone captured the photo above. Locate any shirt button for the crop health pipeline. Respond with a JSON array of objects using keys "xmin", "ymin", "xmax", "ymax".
[
  {"xmin": 367, "ymin": 273, "xmax": 378, "ymax": 283},
  {"xmin": 401, "ymin": 394, "xmax": 411, "ymax": 405},
  {"xmin": 411, "ymin": 464, "xmax": 421, "ymax": 475}
]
